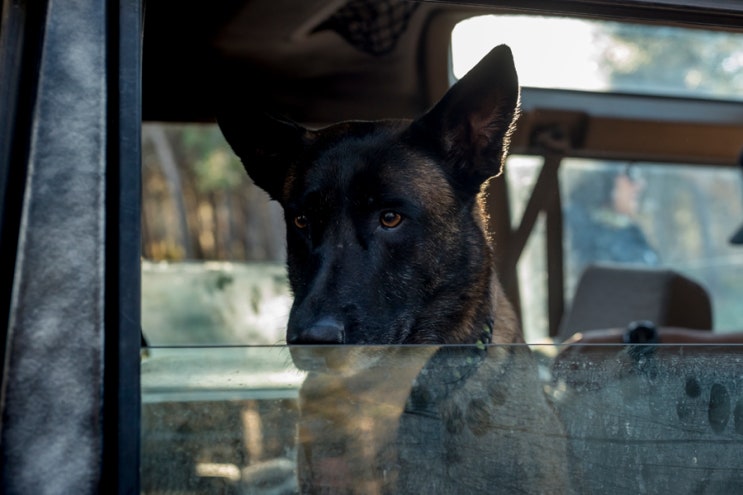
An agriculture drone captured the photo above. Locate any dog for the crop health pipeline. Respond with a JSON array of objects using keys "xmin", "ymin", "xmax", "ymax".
[{"xmin": 218, "ymin": 45, "xmax": 569, "ymax": 494}]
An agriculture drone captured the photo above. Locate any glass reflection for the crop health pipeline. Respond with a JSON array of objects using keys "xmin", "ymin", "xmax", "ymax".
[{"xmin": 142, "ymin": 344, "xmax": 743, "ymax": 494}]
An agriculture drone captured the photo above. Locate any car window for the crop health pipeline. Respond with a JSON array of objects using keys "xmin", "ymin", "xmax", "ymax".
[
  {"xmin": 142, "ymin": 343, "xmax": 743, "ymax": 493},
  {"xmin": 452, "ymin": 15, "xmax": 743, "ymax": 101},
  {"xmin": 507, "ymin": 157, "xmax": 743, "ymax": 340}
]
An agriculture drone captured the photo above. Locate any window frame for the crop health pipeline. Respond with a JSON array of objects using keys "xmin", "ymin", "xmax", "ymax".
[{"xmin": 0, "ymin": 1, "xmax": 142, "ymax": 493}]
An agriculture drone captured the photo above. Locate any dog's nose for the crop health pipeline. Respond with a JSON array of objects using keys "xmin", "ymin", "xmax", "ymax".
[{"xmin": 289, "ymin": 317, "xmax": 345, "ymax": 345}]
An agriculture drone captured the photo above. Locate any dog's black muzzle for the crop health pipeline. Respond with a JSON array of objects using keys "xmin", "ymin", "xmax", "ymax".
[{"xmin": 287, "ymin": 316, "xmax": 345, "ymax": 345}]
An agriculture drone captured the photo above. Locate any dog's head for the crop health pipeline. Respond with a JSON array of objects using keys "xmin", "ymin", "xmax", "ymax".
[{"xmin": 218, "ymin": 45, "xmax": 519, "ymax": 349}]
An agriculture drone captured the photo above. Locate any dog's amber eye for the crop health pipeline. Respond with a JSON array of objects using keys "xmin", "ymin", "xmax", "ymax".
[
  {"xmin": 380, "ymin": 211, "xmax": 402, "ymax": 229},
  {"xmin": 294, "ymin": 215, "xmax": 308, "ymax": 229}
]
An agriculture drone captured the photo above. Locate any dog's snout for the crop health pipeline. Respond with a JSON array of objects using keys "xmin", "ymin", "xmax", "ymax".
[{"xmin": 289, "ymin": 317, "xmax": 345, "ymax": 345}]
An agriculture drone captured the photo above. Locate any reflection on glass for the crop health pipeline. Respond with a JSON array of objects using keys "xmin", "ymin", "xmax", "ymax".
[{"xmin": 142, "ymin": 343, "xmax": 743, "ymax": 494}]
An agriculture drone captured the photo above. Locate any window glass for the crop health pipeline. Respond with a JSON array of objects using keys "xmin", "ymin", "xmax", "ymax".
[
  {"xmin": 141, "ymin": 344, "xmax": 743, "ymax": 493},
  {"xmin": 452, "ymin": 15, "xmax": 743, "ymax": 101}
]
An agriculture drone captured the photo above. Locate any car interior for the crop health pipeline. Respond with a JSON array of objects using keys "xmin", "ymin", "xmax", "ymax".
[{"xmin": 2, "ymin": 0, "xmax": 743, "ymax": 493}]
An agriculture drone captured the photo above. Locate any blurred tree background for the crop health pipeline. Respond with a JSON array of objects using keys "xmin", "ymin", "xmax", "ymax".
[
  {"xmin": 596, "ymin": 22, "xmax": 743, "ymax": 99},
  {"xmin": 581, "ymin": 21, "xmax": 743, "ymax": 332},
  {"xmin": 142, "ymin": 123, "xmax": 285, "ymax": 262},
  {"xmin": 590, "ymin": 21, "xmax": 743, "ymax": 269}
]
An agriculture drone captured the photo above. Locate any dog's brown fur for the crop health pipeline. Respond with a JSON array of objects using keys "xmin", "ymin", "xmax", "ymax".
[{"xmin": 219, "ymin": 45, "xmax": 569, "ymax": 494}]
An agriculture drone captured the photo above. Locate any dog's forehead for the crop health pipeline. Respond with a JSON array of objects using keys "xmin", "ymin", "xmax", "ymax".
[
  {"xmin": 293, "ymin": 121, "xmax": 450, "ymax": 205},
  {"xmin": 312, "ymin": 121, "xmax": 407, "ymax": 174}
]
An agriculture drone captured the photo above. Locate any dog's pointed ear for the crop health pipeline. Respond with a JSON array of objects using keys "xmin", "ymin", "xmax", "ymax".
[
  {"xmin": 216, "ymin": 108, "xmax": 310, "ymax": 202},
  {"xmin": 410, "ymin": 45, "xmax": 519, "ymax": 195}
]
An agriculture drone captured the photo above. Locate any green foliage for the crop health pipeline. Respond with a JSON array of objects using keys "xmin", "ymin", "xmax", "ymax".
[
  {"xmin": 598, "ymin": 22, "xmax": 743, "ymax": 98},
  {"xmin": 178, "ymin": 125, "xmax": 245, "ymax": 192}
]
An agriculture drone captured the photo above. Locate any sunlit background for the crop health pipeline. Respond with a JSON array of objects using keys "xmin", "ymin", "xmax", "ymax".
[
  {"xmin": 451, "ymin": 15, "xmax": 743, "ymax": 100},
  {"xmin": 452, "ymin": 16, "xmax": 608, "ymax": 90}
]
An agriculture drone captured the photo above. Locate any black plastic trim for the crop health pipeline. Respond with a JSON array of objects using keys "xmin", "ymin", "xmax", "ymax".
[{"xmin": 102, "ymin": 0, "xmax": 142, "ymax": 493}]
